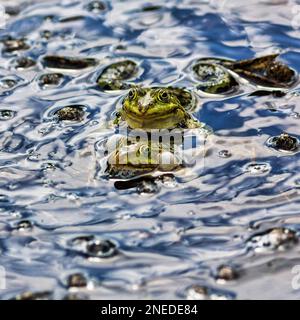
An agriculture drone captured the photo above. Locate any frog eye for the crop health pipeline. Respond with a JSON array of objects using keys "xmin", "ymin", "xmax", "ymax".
[
  {"xmin": 128, "ymin": 88, "xmax": 138, "ymax": 100},
  {"xmin": 157, "ymin": 89, "xmax": 170, "ymax": 102}
]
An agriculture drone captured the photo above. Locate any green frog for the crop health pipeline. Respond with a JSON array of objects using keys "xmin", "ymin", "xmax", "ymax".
[
  {"xmin": 103, "ymin": 87, "xmax": 209, "ymax": 179},
  {"xmin": 114, "ymin": 87, "xmax": 202, "ymax": 129}
]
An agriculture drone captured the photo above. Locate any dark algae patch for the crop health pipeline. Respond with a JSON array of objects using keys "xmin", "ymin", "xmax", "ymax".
[
  {"xmin": 54, "ymin": 105, "xmax": 85, "ymax": 121},
  {"xmin": 97, "ymin": 60, "xmax": 138, "ymax": 90},
  {"xmin": 222, "ymin": 54, "xmax": 298, "ymax": 88},
  {"xmin": 42, "ymin": 55, "xmax": 98, "ymax": 70}
]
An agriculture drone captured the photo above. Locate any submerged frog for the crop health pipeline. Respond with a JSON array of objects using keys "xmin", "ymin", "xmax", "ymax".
[
  {"xmin": 97, "ymin": 60, "xmax": 138, "ymax": 91},
  {"xmin": 114, "ymin": 87, "xmax": 202, "ymax": 129},
  {"xmin": 104, "ymin": 134, "xmax": 183, "ymax": 179},
  {"xmin": 192, "ymin": 61, "xmax": 239, "ymax": 94}
]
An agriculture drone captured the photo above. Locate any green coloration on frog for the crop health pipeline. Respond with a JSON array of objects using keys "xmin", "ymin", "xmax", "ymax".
[
  {"xmin": 97, "ymin": 60, "xmax": 138, "ymax": 91},
  {"xmin": 105, "ymin": 87, "xmax": 210, "ymax": 179},
  {"xmin": 105, "ymin": 135, "xmax": 183, "ymax": 179},
  {"xmin": 192, "ymin": 62, "xmax": 238, "ymax": 94},
  {"xmin": 115, "ymin": 87, "xmax": 202, "ymax": 129}
]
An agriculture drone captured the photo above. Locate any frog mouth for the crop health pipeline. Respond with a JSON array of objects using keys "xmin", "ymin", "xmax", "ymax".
[{"xmin": 122, "ymin": 109, "xmax": 183, "ymax": 129}]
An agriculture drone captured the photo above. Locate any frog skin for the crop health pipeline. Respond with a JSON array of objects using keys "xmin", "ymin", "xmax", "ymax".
[
  {"xmin": 104, "ymin": 87, "xmax": 210, "ymax": 179},
  {"xmin": 114, "ymin": 87, "xmax": 202, "ymax": 129},
  {"xmin": 105, "ymin": 136, "xmax": 181, "ymax": 179}
]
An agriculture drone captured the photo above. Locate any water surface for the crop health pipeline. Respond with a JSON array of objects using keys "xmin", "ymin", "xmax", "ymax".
[{"xmin": 0, "ymin": 0, "xmax": 300, "ymax": 299}]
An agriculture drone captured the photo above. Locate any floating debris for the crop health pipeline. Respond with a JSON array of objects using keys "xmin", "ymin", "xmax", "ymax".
[
  {"xmin": 218, "ymin": 149, "xmax": 232, "ymax": 158},
  {"xmin": 68, "ymin": 236, "xmax": 118, "ymax": 259},
  {"xmin": 13, "ymin": 56, "xmax": 36, "ymax": 69},
  {"xmin": 243, "ymin": 162, "xmax": 271, "ymax": 175},
  {"xmin": 38, "ymin": 73, "xmax": 64, "ymax": 87},
  {"xmin": 42, "ymin": 56, "xmax": 98, "ymax": 70},
  {"xmin": 97, "ymin": 60, "xmax": 138, "ymax": 90},
  {"xmin": 66, "ymin": 273, "xmax": 88, "ymax": 288},
  {"xmin": 40, "ymin": 30, "xmax": 52, "ymax": 40},
  {"xmin": 5, "ymin": 5, "xmax": 22, "ymax": 16},
  {"xmin": 141, "ymin": 5, "xmax": 162, "ymax": 12},
  {"xmin": 86, "ymin": 0, "xmax": 106, "ymax": 12},
  {"xmin": 12, "ymin": 291, "xmax": 53, "ymax": 300},
  {"xmin": 85, "ymin": 239, "xmax": 117, "ymax": 258},
  {"xmin": 0, "ymin": 79, "xmax": 16, "ymax": 89},
  {"xmin": 215, "ymin": 265, "xmax": 239, "ymax": 283},
  {"xmin": 249, "ymin": 90, "xmax": 287, "ymax": 97},
  {"xmin": 0, "ymin": 110, "xmax": 16, "ymax": 121},
  {"xmin": 267, "ymin": 133, "xmax": 299, "ymax": 152},
  {"xmin": 54, "ymin": 105, "xmax": 85, "ymax": 121},
  {"xmin": 223, "ymin": 54, "xmax": 297, "ymax": 88},
  {"xmin": 186, "ymin": 285, "xmax": 234, "ymax": 300},
  {"xmin": 2, "ymin": 38, "xmax": 30, "ymax": 53},
  {"xmin": 15, "ymin": 220, "xmax": 33, "ymax": 231},
  {"xmin": 192, "ymin": 62, "xmax": 238, "ymax": 94},
  {"xmin": 0, "ymin": 78, "xmax": 18, "ymax": 90},
  {"xmin": 247, "ymin": 227, "xmax": 298, "ymax": 253}
]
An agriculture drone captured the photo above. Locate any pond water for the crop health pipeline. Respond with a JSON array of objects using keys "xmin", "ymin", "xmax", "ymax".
[{"xmin": 0, "ymin": 0, "xmax": 300, "ymax": 299}]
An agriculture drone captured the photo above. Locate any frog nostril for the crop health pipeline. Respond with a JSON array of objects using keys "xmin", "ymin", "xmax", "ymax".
[{"xmin": 138, "ymin": 104, "xmax": 143, "ymax": 112}]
